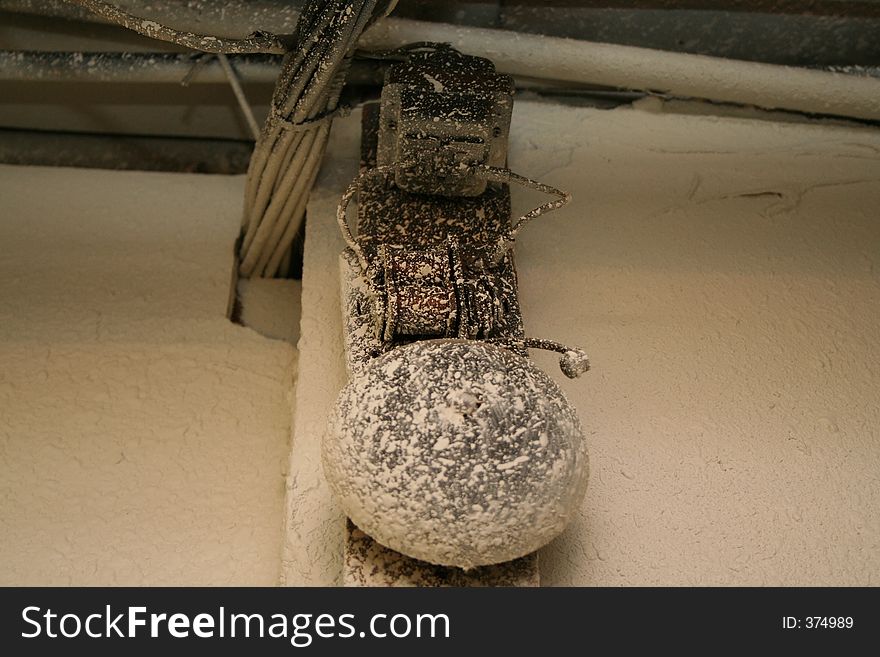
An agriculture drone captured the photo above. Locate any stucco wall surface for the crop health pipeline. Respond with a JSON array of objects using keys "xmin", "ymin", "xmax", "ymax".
[
  {"xmin": 2, "ymin": 96, "xmax": 878, "ymax": 587},
  {"xmin": 0, "ymin": 166, "xmax": 296, "ymax": 585},
  {"xmin": 283, "ymin": 101, "xmax": 880, "ymax": 585}
]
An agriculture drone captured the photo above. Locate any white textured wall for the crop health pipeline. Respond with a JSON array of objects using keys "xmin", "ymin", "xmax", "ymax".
[
  {"xmin": 284, "ymin": 101, "xmax": 880, "ymax": 585},
  {"xmin": 2, "ymin": 97, "xmax": 878, "ymax": 586},
  {"xmin": 0, "ymin": 166, "xmax": 295, "ymax": 585}
]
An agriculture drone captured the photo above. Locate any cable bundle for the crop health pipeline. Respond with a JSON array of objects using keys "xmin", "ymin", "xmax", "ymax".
[
  {"xmin": 239, "ymin": 1, "xmax": 384, "ymax": 278},
  {"xmin": 69, "ymin": 0, "xmax": 393, "ymax": 279}
]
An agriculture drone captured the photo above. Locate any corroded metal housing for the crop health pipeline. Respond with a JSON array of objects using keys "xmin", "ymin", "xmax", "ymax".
[
  {"xmin": 376, "ymin": 47, "xmax": 514, "ymax": 197},
  {"xmin": 341, "ymin": 102, "xmax": 525, "ymax": 378}
]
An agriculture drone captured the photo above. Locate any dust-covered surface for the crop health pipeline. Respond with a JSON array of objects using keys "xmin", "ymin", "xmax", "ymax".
[
  {"xmin": 0, "ymin": 165, "xmax": 296, "ymax": 585},
  {"xmin": 343, "ymin": 521, "xmax": 539, "ymax": 587},
  {"xmin": 237, "ymin": 277, "xmax": 302, "ymax": 345},
  {"xmin": 325, "ymin": 340, "xmax": 587, "ymax": 569},
  {"xmin": 281, "ymin": 114, "xmax": 359, "ymax": 586},
  {"xmin": 286, "ymin": 100, "xmax": 880, "ymax": 585}
]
